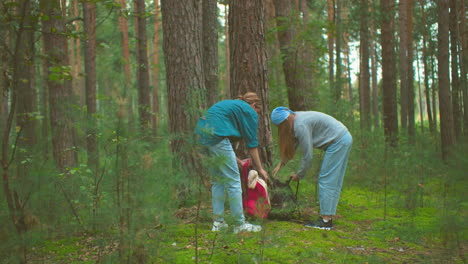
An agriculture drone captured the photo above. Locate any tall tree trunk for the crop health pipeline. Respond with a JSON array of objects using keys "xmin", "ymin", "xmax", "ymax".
[
  {"xmin": 334, "ymin": 0, "xmax": 342, "ymax": 103},
  {"xmin": 265, "ymin": 0, "xmax": 283, "ymax": 105},
  {"xmin": 416, "ymin": 45, "xmax": 425, "ymax": 132},
  {"xmin": 419, "ymin": 0, "xmax": 435, "ymax": 133},
  {"xmin": 342, "ymin": 1, "xmax": 352, "ymax": 103},
  {"xmin": 273, "ymin": 0, "xmax": 307, "ymax": 111},
  {"xmin": 449, "ymin": 0, "xmax": 461, "ymax": 138},
  {"xmin": 134, "ymin": 0, "xmax": 151, "ymax": 131},
  {"xmin": 438, "ymin": 0, "xmax": 456, "ymax": 159},
  {"xmin": 407, "ymin": 0, "xmax": 415, "ymax": 142},
  {"xmin": 370, "ymin": 8, "xmax": 379, "ymax": 129},
  {"xmin": 430, "ymin": 42, "xmax": 438, "ymax": 130},
  {"xmin": 152, "ymin": 0, "xmax": 160, "ymax": 135},
  {"xmin": 223, "ymin": 3, "xmax": 230, "ymax": 99},
  {"xmin": 41, "ymin": 0, "xmax": 78, "ymax": 171},
  {"xmin": 359, "ymin": 0, "xmax": 371, "ymax": 130},
  {"xmin": 381, "ymin": 0, "xmax": 398, "ymax": 146},
  {"xmin": 70, "ymin": 0, "xmax": 83, "ymax": 107},
  {"xmin": 202, "ymin": 0, "xmax": 219, "ymax": 106},
  {"xmin": 4, "ymin": 0, "xmax": 39, "ymax": 239},
  {"xmin": 160, "ymin": 0, "xmax": 206, "ymax": 156},
  {"xmin": 399, "ymin": 0, "xmax": 409, "ymax": 131},
  {"xmin": 118, "ymin": 0, "xmax": 132, "ymax": 91},
  {"xmin": 83, "ymin": 0, "xmax": 98, "ymax": 171},
  {"xmin": 299, "ymin": 0, "xmax": 316, "ymax": 108},
  {"xmin": 327, "ymin": 0, "xmax": 335, "ymax": 94},
  {"xmin": 229, "ymin": 0, "xmax": 272, "ymax": 166},
  {"xmin": 459, "ymin": 0, "xmax": 468, "ymax": 136},
  {"xmin": 117, "ymin": 0, "xmax": 134, "ymax": 127}
]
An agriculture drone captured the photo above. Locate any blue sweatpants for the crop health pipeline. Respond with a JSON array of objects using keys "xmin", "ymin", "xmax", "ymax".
[{"xmin": 318, "ymin": 131, "xmax": 352, "ymax": 215}]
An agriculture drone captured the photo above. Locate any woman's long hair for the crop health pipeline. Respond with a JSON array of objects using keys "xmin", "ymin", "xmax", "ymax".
[{"xmin": 278, "ymin": 114, "xmax": 296, "ymax": 162}]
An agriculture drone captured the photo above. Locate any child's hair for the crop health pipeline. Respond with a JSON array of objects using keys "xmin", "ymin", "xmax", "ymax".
[
  {"xmin": 237, "ymin": 92, "xmax": 262, "ymax": 111},
  {"xmin": 237, "ymin": 92, "xmax": 261, "ymax": 105}
]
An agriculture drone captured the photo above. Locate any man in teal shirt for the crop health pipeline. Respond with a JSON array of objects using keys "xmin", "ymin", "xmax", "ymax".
[{"xmin": 195, "ymin": 92, "xmax": 268, "ymax": 233}]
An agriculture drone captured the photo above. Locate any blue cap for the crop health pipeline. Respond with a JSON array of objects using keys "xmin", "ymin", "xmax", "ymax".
[{"xmin": 271, "ymin": 107, "xmax": 294, "ymax": 125}]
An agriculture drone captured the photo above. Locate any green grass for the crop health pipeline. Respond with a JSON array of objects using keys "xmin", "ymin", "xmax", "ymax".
[{"xmin": 26, "ymin": 182, "xmax": 465, "ymax": 264}]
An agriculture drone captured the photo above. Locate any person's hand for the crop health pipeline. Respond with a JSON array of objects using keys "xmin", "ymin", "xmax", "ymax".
[
  {"xmin": 258, "ymin": 168, "xmax": 269, "ymax": 181},
  {"xmin": 272, "ymin": 162, "xmax": 282, "ymax": 177},
  {"xmin": 290, "ymin": 174, "xmax": 299, "ymax": 181}
]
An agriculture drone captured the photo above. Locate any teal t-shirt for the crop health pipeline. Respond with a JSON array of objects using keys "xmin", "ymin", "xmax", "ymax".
[{"xmin": 195, "ymin": 99, "xmax": 259, "ymax": 148}]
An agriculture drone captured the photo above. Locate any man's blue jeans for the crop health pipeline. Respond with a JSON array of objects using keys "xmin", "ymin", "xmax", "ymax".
[{"xmin": 207, "ymin": 138, "xmax": 245, "ymax": 224}]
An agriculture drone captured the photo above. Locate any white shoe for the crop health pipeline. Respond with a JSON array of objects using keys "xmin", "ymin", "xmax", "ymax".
[
  {"xmin": 233, "ymin": 222, "xmax": 262, "ymax": 234},
  {"xmin": 212, "ymin": 221, "xmax": 229, "ymax": 232}
]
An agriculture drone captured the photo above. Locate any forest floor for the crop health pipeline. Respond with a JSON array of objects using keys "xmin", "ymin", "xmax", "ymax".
[{"xmin": 26, "ymin": 186, "xmax": 466, "ymax": 264}]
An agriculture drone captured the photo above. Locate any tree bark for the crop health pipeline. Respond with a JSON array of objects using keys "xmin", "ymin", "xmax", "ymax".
[
  {"xmin": 229, "ymin": 0, "xmax": 272, "ymax": 166},
  {"xmin": 381, "ymin": 0, "xmax": 398, "ymax": 146},
  {"xmin": 399, "ymin": 0, "xmax": 409, "ymax": 131},
  {"xmin": 118, "ymin": 0, "xmax": 132, "ymax": 91},
  {"xmin": 359, "ymin": 0, "xmax": 371, "ymax": 130},
  {"xmin": 419, "ymin": 0, "xmax": 435, "ymax": 133},
  {"xmin": 134, "ymin": 0, "xmax": 151, "ymax": 131},
  {"xmin": 152, "ymin": 0, "xmax": 160, "ymax": 135},
  {"xmin": 202, "ymin": 0, "xmax": 219, "ymax": 106},
  {"xmin": 273, "ymin": 0, "xmax": 307, "ymax": 111},
  {"xmin": 459, "ymin": 0, "xmax": 468, "ymax": 136},
  {"xmin": 70, "ymin": 0, "xmax": 84, "ymax": 107},
  {"xmin": 334, "ymin": 0, "xmax": 342, "ymax": 103},
  {"xmin": 83, "ymin": 0, "xmax": 98, "ymax": 170},
  {"xmin": 41, "ymin": 0, "xmax": 78, "ymax": 171},
  {"xmin": 437, "ymin": 0, "xmax": 456, "ymax": 159},
  {"xmin": 223, "ymin": 3, "xmax": 230, "ymax": 100},
  {"xmin": 449, "ymin": 0, "xmax": 461, "ymax": 138},
  {"xmin": 161, "ymin": 0, "xmax": 206, "ymax": 154},
  {"xmin": 407, "ymin": 0, "xmax": 415, "ymax": 142},
  {"xmin": 327, "ymin": 0, "xmax": 335, "ymax": 95},
  {"xmin": 370, "ymin": 8, "xmax": 379, "ymax": 129}
]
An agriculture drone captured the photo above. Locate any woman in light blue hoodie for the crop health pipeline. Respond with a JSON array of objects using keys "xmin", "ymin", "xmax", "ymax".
[{"xmin": 271, "ymin": 107, "xmax": 352, "ymax": 230}]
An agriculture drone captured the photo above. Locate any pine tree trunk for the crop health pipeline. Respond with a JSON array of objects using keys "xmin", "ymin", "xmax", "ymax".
[
  {"xmin": 202, "ymin": 0, "xmax": 219, "ymax": 106},
  {"xmin": 134, "ymin": 0, "xmax": 151, "ymax": 131},
  {"xmin": 449, "ymin": 0, "xmax": 461, "ymax": 138},
  {"xmin": 359, "ymin": 0, "xmax": 371, "ymax": 130},
  {"xmin": 300, "ymin": 0, "xmax": 316, "ymax": 108},
  {"xmin": 334, "ymin": 0, "xmax": 342, "ymax": 103},
  {"xmin": 381, "ymin": 0, "xmax": 398, "ymax": 146},
  {"xmin": 407, "ymin": 0, "xmax": 415, "ymax": 142},
  {"xmin": 437, "ymin": 0, "xmax": 456, "ymax": 159},
  {"xmin": 223, "ymin": 3, "xmax": 230, "ymax": 99},
  {"xmin": 370, "ymin": 14, "xmax": 379, "ymax": 129},
  {"xmin": 419, "ymin": 0, "xmax": 435, "ymax": 133},
  {"xmin": 152, "ymin": 0, "xmax": 160, "ymax": 135},
  {"xmin": 327, "ymin": 0, "xmax": 335, "ymax": 94},
  {"xmin": 399, "ymin": 0, "xmax": 409, "ymax": 131},
  {"xmin": 459, "ymin": 0, "xmax": 468, "ymax": 136},
  {"xmin": 118, "ymin": 0, "xmax": 132, "ymax": 90},
  {"xmin": 229, "ymin": 0, "xmax": 272, "ymax": 166},
  {"xmin": 70, "ymin": 0, "xmax": 84, "ymax": 107},
  {"xmin": 161, "ymin": 0, "xmax": 206, "ymax": 154},
  {"xmin": 41, "ymin": 0, "xmax": 78, "ymax": 171},
  {"xmin": 83, "ymin": 0, "xmax": 98, "ymax": 170},
  {"xmin": 273, "ymin": 0, "xmax": 307, "ymax": 111}
]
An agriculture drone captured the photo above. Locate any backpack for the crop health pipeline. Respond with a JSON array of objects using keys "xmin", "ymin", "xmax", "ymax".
[{"xmin": 240, "ymin": 159, "xmax": 271, "ymax": 219}]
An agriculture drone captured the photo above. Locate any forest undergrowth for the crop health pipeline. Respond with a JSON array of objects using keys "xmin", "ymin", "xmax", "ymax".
[{"xmin": 0, "ymin": 128, "xmax": 467, "ymax": 264}]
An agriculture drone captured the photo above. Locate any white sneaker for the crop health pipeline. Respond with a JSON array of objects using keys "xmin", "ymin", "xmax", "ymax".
[
  {"xmin": 233, "ymin": 222, "xmax": 262, "ymax": 234},
  {"xmin": 212, "ymin": 221, "xmax": 229, "ymax": 232}
]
